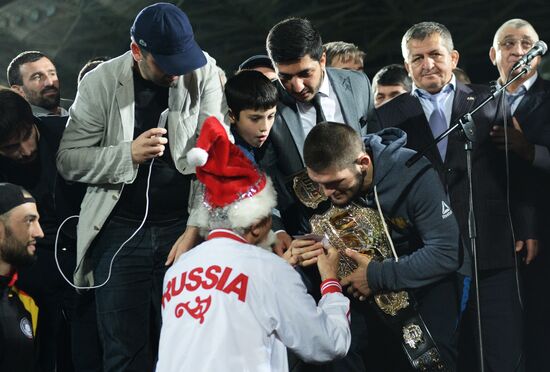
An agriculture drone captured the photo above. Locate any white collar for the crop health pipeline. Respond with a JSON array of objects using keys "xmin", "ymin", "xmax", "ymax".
[
  {"xmin": 206, "ymin": 229, "xmax": 248, "ymax": 244},
  {"xmin": 496, "ymin": 71, "xmax": 538, "ymax": 93},
  {"xmin": 412, "ymin": 74, "xmax": 457, "ymax": 98},
  {"xmin": 317, "ymin": 68, "xmax": 330, "ymax": 98}
]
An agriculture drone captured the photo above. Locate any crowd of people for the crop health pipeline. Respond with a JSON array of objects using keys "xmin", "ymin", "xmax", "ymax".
[{"xmin": 1, "ymin": 2, "xmax": 549, "ymax": 372}]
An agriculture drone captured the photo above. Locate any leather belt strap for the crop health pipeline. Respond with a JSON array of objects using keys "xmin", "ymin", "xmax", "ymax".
[{"xmin": 369, "ymin": 294, "xmax": 447, "ymax": 371}]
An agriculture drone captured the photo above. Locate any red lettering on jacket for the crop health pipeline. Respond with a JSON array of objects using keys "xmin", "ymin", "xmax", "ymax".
[
  {"xmin": 186, "ymin": 267, "xmax": 203, "ymax": 291},
  {"xmin": 162, "ymin": 278, "xmax": 173, "ymax": 308},
  {"xmin": 223, "ymin": 273, "xmax": 248, "ymax": 302},
  {"xmin": 163, "ymin": 265, "xmax": 249, "ymax": 308},
  {"xmin": 215, "ymin": 267, "xmax": 232, "ymax": 291},
  {"xmin": 203, "ymin": 265, "xmax": 221, "ymax": 289},
  {"xmin": 173, "ymin": 272, "xmax": 186, "ymax": 296}
]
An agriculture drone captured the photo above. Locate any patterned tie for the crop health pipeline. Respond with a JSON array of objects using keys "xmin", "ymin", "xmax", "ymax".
[
  {"xmin": 427, "ymin": 89, "xmax": 451, "ymax": 161},
  {"xmin": 311, "ymin": 93, "xmax": 326, "ymax": 124},
  {"xmin": 505, "ymin": 85, "xmax": 526, "ymax": 115}
]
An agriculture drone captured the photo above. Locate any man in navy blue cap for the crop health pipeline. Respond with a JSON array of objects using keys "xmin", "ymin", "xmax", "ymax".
[
  {"xmin": 56, "ymin": 3, "xmax": 228, "ymax": 371},
  {"xmin": 129, "ymin": 2, "xmax": 207, "ymax": 86}
]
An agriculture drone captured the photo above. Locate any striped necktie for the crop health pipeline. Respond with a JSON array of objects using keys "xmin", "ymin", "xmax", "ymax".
[
  {"xmin": 424, "ymin": 88, "xmax": 452, "ymax": 161},
  {"xmin": 506, "ymin": 85, "xmax": 526, "ymax": 115}
]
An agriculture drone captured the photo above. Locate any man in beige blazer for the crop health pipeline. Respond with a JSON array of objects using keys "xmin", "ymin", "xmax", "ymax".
[{"xmin": 56, "ymin": 3, "xmax": 227, "ymax": 371}]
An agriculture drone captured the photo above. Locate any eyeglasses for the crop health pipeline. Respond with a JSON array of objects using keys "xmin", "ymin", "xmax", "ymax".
[{"xmin": 498, "ymin": 38, "xmax": 534, "ymax": 51}]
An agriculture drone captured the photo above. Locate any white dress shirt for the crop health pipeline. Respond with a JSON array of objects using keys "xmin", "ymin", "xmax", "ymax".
[{"xmin": 296, "ymin": 70, "xmax": 345, "ymax": 137}]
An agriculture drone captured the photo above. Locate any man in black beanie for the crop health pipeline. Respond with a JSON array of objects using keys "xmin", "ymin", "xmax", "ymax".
[{"xmin": 0, "ymin": 183, "xmax": 43, "ymax": 372}]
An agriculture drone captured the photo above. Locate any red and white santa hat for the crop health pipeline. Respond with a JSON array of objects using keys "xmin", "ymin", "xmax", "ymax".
[{"xmin": 187, "ymin": 116, "xmax": 276, "ymax": 230}]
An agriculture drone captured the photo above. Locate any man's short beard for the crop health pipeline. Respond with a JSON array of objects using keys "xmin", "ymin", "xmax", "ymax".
[
  {"xmin": 332, "ymin": 168, "xmax": 366, "ymax": 207},
  {"xmin": 24, "ymin": 86, "xmax": 60, "ymax": 110},
  {"xmin": 257, "ymin": 230, "xmax": 276, "ymax": 251},
  {"xmin": 37, "ymin": 90, "xmax": 61, "ymax": 110},
  {"xmin": 0, "ymin": 226, "xmax": 36, "ymax": 268}
]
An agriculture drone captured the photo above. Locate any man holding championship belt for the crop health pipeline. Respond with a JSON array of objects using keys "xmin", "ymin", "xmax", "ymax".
[{"xmin": 297, "ymin": 122, "xmax": 461, "ymax": 371}]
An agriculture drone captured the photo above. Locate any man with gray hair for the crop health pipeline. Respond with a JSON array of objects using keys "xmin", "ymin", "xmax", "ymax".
[
  {"xmin": 489, "ymin": 18, "xmax": 550, "ymax": 169},
  {"xmin": 157, "ymin": 117, "xmax": 351, "ymax": 372},
  {"xmin": 489, "ymin": 18, "xmax": 550, "ymax": 371},
  {"xmin": 377, "ymin": 21, "xmax": 536, "ymax": 372}
]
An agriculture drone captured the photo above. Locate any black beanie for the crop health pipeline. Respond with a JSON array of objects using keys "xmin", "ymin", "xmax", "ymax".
[{"xmin": 0, "ymin": 183, "xmax": 35, "ymax": 216}]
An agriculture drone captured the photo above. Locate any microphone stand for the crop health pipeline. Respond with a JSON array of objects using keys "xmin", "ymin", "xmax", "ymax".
[{"xmin": 406, "ymin": 66, "xmax": 532, "ymax": 372}]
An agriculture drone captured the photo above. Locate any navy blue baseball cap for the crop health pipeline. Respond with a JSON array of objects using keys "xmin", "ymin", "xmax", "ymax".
[{"xmin": 131, "ymin": 3, "xmax": 206, "ymax": 76}]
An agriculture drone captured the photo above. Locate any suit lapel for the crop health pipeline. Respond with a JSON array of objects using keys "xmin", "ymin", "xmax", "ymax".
[
  {"xmin": 277, "ymin": 89, "xmax": 306, "ymax": 159},
  {"xmin": 115, "ymin": 58, "xmax": 135, "ymax": 141},
  {"xmin": 327, "ymin": 69, "xmax": 360, "ymax": 132},
  {"xmin": 515, "ymin": 76, "xmax": 546, "ymax": 123},
  {"xmin": 445, "ymin": 82, "xmax": 476, "ymax": 166},
  {"xmin": 166, "ymin": 75, "xmax": 191, "ymax": 162},
  {"xmin": 450, "ymin": 82, "xmax": 475, "ymax": 125}
]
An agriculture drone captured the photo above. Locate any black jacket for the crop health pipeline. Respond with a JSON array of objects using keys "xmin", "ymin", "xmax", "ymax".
[{"xmin": 376, "ymin": 82, "xmax": 537, "ymax": 270}]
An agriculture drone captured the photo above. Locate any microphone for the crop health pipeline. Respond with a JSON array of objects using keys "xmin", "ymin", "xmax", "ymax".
[{"xmin": 511, "ymin": 40, "xmax": 548, "ymax": 71}]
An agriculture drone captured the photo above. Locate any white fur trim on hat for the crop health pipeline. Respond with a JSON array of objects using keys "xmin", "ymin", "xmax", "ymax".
[
  {"xmin": 189, "ymin": 201, "xmax": 210, "ymax": 237},
  {"xmin": 187, "ymin": 147, "xmax": 209, "ymax": 167},
  {"xmin": 227, "ymin": 177, "xmax": 277, "ymax": 230},
  {"xmin": 193, "ymin": 177, "xmax": 277, "ymax": 232}
]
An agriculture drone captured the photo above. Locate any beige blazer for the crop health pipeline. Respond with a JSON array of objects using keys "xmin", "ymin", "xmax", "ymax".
[{"xmin": 56, "ymin": 51, "xmax": 227, "ymax": 286}]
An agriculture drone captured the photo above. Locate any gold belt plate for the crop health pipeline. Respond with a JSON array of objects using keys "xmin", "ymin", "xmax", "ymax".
[
  {"xmin": 310, "ymin": 203, "xmax": 409, "ymax": 316},
  {"xmin": 292, "ymin": 169, "xmax": 328, "ymax": 209}
]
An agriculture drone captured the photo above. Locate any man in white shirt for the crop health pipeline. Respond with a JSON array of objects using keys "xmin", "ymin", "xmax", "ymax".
[{"xmin": 156, "ymin": 117, "xmax": 351, "ymax": 372}]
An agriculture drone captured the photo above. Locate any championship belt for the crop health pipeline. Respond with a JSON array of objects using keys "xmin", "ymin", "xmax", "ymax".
[
  {"xmin": 291, "ymin": 169, "xmax": 328, "ymax": 209},
  {"xmin": 293, "ymin": 172, "xmax": 447, "ymax": 371}
]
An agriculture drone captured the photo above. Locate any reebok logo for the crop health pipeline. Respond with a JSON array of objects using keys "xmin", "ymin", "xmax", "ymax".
[{"xmin": 441, "ymin": 201, "xmax": 452, "ymax": 219}]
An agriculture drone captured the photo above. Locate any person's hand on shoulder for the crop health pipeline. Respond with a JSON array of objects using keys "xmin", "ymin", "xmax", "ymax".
[{"xmin": 165, "ymin": 226, "xmax": 202, "ymax": 266}]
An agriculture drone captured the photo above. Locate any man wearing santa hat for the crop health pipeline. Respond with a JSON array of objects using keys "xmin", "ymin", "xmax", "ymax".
[{"xmin": 156, "ymin": 117, "xmax": 351, "ymax": 372}]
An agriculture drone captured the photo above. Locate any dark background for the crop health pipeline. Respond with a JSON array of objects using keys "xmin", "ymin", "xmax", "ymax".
[{"xmin": 1, "ymin": 0, "xmax": 549, "ymax": 98}]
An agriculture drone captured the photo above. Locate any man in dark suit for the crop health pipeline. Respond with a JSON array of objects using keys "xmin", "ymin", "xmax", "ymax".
[
  {"xmin": 263, "ymin": 17, "xmax": 378, "ymax": 372},
  {"xmin": 376, "ymin": 21, "xmax": 537, "ymax": 372},
  {"xmin": 264, "ymin": 17, "xmax": 378, "ymax": 239},
  {"xmin": 489, "ymin": 18, "xmax": 550, "ymax": 371},
  {"xmin": 489, "ymin": 18, "xmax": 550, "ymax": 172}
]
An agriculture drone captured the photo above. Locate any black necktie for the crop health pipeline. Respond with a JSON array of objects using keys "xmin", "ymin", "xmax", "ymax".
[{"xmin": 311, "ymin": 93, "xmax": 326, "ymax": 124}]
